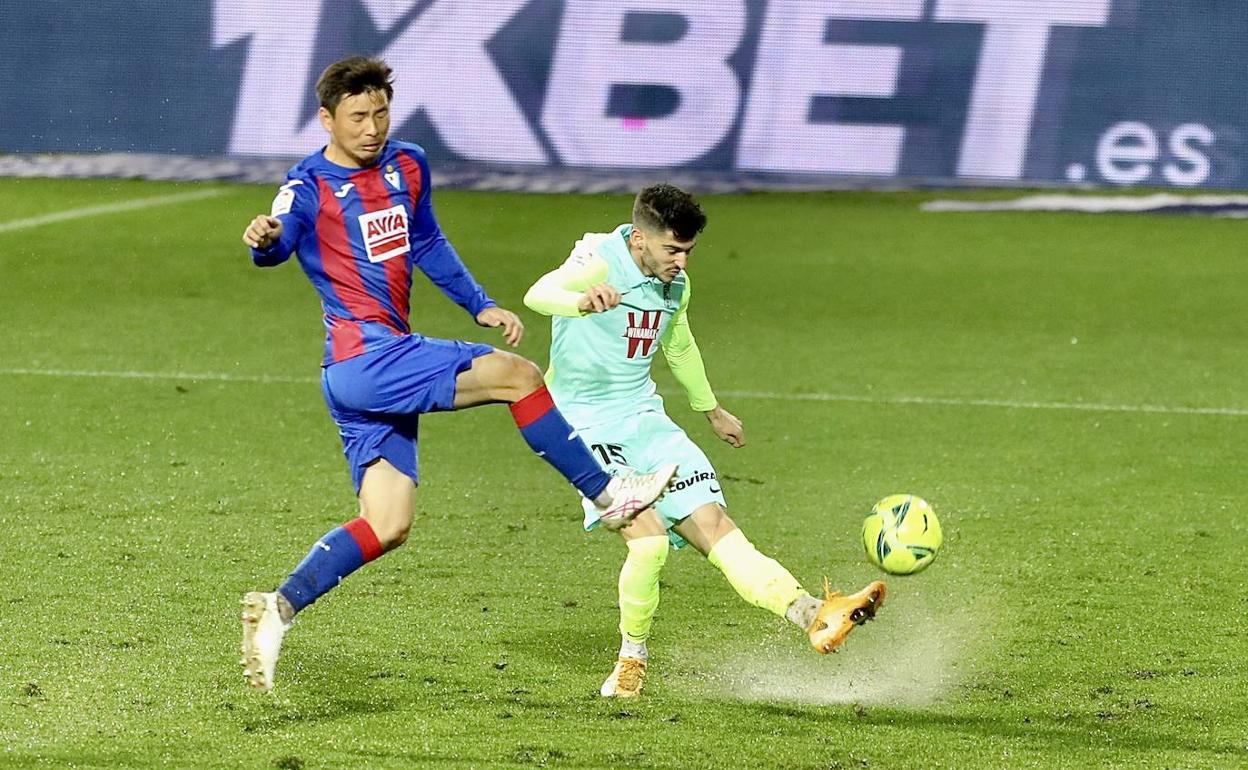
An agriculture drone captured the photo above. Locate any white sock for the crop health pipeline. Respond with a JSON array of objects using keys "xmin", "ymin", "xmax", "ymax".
[
  {"xmin": 784, "ymin": 594, "xmax": 821, "ymax": 629},
  {"xmin": 594, "ymin": 475, "xmax": 620, "ymax": 508},
  {"xmin": 619, "ymin": 638, "xmax": 648, "ymax": 661}
]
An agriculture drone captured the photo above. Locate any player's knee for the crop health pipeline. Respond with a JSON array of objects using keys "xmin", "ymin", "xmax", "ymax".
[
  {"xmin": 381, "ymin": 520, "xmax": 412, "ymax": 550},
  {"xmin": 678, "ymin": 503, "xmax": 738, "ymax": 555},
  {"xmin": 710, "ymin": 505, "xmax": 734, "ymax": 529},
  {"xmin": 622, "ymin": 507, "xmax": 667, "ymax": 537},
  {"xmin": 359, "ymin": 483, "xmax": 415, "ymax": 550},
  {"xmin": 495, "ymin": 353, "xmax": 544, "ymax": 402},
  {"xmin": 710, "ymin": 507, "xmax": 738, "ymax": 539},
  {"xmin": 368, "ymin": 513, "xmax": 412, "ymax": 550},
  {"xmin": 510, "ymin": 356, "xmax": 545, "ymax": 396}
]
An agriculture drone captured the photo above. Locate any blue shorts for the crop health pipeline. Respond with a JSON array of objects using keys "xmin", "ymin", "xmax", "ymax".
[{"xmin": 320, "ymin": 334, "xmax": 494, "ymax": 493}]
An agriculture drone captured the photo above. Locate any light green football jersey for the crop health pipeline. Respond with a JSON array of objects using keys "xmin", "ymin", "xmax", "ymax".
[{"xmin": 547, "ymin": 224, "xmax": 689, "ymax": 429}]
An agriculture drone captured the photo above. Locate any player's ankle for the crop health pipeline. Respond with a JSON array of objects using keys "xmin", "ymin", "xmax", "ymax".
[
  {"xmin": 619, "ymin": 637, "xmax": 648, "ymax": 661},
  {"xmin": 276, "ymin": 592, "xmax": 296, "ymax": 624},
  {"xmin": 785, "ymin": 593, "xmax": 820, "ymax": 629},
  {"xmin": 594, "ymin": 477, "xmax": 620, "ymax": 508}
]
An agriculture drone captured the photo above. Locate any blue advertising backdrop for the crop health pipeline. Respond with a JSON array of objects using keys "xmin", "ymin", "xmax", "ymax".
[{"xmin": 2, "ymin": 1, "xmax": 1243, "ymax": 189}]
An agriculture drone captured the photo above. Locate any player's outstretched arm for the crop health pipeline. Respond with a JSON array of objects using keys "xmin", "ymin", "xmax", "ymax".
[{"xmin": 524, "ymin": 251, "xmax": 611, "ymax": 317}]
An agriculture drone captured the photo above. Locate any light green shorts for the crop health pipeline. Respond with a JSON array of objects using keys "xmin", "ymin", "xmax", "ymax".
[{"xmin": 577, "ymin": 409, "xmax": 725, "ymax": 548}]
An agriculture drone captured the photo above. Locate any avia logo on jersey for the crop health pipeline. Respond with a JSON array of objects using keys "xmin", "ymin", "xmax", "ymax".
[
  {"xmin": 623, "ymin": 310, "xmax": 661, "ymax": 358},
  {"xmin": 358, "ymin": 205, "xmax": 409, "ymax": 263}
]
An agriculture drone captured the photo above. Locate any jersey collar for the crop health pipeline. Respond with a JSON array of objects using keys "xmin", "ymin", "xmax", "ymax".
[{"xmin": 315, "ymin": 140, "xmax": 394, "ymax": 176}]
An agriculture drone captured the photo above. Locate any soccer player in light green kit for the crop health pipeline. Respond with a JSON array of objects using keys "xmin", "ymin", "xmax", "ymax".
[{"xmin": 524, "ymin": 184, "xmax": 887, "ymax": 698}]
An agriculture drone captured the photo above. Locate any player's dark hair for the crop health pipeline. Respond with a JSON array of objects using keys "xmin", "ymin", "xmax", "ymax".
[
  {"xmin": 632, "ymin": 183, "xmax": 707, "ymax": 241},
  {"xmin": 317, "ymin": 56, "xmax": 395, "ymax": 115}
]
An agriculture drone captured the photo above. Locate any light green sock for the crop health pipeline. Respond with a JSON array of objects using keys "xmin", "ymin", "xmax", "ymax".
[
  {"xmin": 618, "ymin": 535, "xmax": 669, "ymax": 643},
  {"xmin": 707, "ymin": 529, "xmax": 806, "ymax": 617}
]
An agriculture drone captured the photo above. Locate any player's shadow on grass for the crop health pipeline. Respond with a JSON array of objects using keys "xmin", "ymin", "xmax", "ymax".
[
  {"xmin": 231, "ymin": 647, "xmax": 415, "ymax": 732},
  {"xmin": 235, "ymin": 637, "xmax": 597, "ymax": 733},
  {"xmin": 749, "ymin": 703, "xmax": 1245, "ymax": 759},
  {"xmin": 238, "ymin": 694, "xmax": 399, "ymax": 733}
]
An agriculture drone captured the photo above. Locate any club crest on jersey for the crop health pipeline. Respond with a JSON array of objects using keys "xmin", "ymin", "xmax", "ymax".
[
  {"xmin": 623, "ymin": 310, "xmax": 661, "ymax": 358},
  {"xmin": 384, "ymin": 164, "xmax": 402, "ymax": 190},
  {"xmin": 358, "ymin": 204, "xmax": 409, "ymax": 263}
]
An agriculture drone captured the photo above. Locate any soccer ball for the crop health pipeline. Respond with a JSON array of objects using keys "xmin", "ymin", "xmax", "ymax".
[{"xmin": 862, "ymin": 494, "xmax": 943, "ymax": 575}]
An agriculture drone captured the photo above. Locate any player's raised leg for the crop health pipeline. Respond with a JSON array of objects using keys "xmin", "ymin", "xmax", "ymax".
[
  {"xmin": 674, "ymin": 503, "xmax": 886, "ymax": 653},
  {"xmin": 600, "ymin": 509, "xmax": 668, "ymax": 697},
  {"xmin": 241, "ymin": 458, "xmax": 412, "ymax": 692},
  {"xmin": 452, "ymin": 350, "xmax": 675, "ymax": 526}
]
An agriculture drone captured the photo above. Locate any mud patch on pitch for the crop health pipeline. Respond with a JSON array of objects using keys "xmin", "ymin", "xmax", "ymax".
[{"xmin": 692, "ymin": 600, "xmax": 992, "ymax": 707}]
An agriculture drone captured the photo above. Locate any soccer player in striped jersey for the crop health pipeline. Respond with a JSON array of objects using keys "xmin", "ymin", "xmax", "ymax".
[
  {"xmin": 237, "ymin": 56, "xmax": 675, "ymax": 693},
  {"xmin": 524, "ymin": 184, "xmax": 887, "ymax": 698}
]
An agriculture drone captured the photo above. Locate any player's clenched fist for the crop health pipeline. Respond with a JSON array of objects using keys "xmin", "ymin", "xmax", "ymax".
[
  {"xmin": 242, "ymin": 215, "xmax": 283, "ymax": 249},
  {"xmin": 577, "ymin": 283, "xmax": 621, "ymax": 314}
]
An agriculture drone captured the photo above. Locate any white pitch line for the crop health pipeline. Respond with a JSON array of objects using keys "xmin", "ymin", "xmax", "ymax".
[
  {"xmin": 0, "ymin": 367, "xmax": 1244, "ymax": 417},
  {"xmin": 0, "ymin": 189, "xmax": 227, "ymax": 233},
  {"xmin": 720, "ymin": 389, "xmax": 1248, "ymax": 417},
  {"xmin": 0, "ymin": 367, "xmax": 315, "ymax": 385}
]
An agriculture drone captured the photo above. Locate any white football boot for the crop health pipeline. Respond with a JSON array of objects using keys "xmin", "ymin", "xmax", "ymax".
[
  {"xmin": 597, "ymin": 464, "xmax": 678, "ymax": 531},
  {"xmin": 600, "ymin": 657, "xmax": 647, "ymax": 698},
  {"xmin": 240, "ymin": 591, "xmax": 291, "ymax": 692}
]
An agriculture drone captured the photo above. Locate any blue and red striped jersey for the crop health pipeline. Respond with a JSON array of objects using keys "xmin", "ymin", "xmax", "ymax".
[{"xmin": 251, "ymin": 140, "xmax": 495, "ymax": 365}]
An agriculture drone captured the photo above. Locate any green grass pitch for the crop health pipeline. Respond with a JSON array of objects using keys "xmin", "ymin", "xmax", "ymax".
[{"xmin": 0, "ymin": 177, "xmax": 1245, "ymax": 769}]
